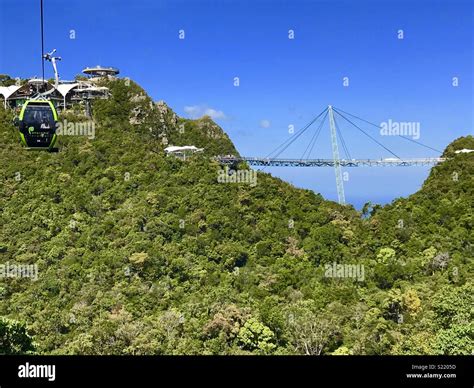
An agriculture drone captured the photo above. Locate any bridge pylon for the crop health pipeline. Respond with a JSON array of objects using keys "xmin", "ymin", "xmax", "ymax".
[{"xmin": 328, "ymin": 105, "xmax": 346, "ymax": 205}]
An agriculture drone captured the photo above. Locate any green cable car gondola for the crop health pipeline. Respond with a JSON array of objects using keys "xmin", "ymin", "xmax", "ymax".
[{"xmin": 17, "ymin": 99, "xmax": 58, "ymax": 150}]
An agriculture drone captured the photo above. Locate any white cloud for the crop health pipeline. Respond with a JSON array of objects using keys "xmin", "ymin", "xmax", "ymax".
[
  {"xmin": 204, "ymin": 108, "xmax": 226, "ymax": 119},
  {"xmin": 184, "ymin": 105, "xmax": 200, "ymax": 117},
  {"xmin": 184, "ymin": 105, "xmax": 227, "ymax": 120},
  {"xmin": 259, "ymin": 119, "xmax": 271, "ymax": 128}
]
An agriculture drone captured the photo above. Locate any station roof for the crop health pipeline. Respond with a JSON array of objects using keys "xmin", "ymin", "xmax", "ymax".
[
  {"xmin": 82, "ymin": 66, "xmax": 120, "ymax": 76},
  {"xmin": 1, "ymin": 79, "xmax": 110, "ymax": 101},
  {"xmin": 0, "ymin": 85, "xmax": 21, "ymax": 99},
  {"xmin": 56, "ymin": 83, "xmax": 80, "ymax": 97},
  {"xmin": 164, "ymin": 146, "xmax": 204, "ymax": 153}
]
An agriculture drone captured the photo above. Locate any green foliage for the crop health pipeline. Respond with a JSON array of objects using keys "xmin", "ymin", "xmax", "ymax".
[
  {"xmin": 129, "ymin": 252, "xmax": 149, "ymax": 265},
  {"xmin": 286, "ymin": 301, "xmax": 345, "ymax": 355},
  {"xmin": 0, "ymin": 317, "xmax": 35, "ymax": 354},
  {"xmin": 376, "ymin": 247, "xmax": 396, "ymax": 264},
  {"xmin": 0, "ymin": 74, "xmax": 17, "ymax": 87},
  {"xmin": 332, "ymin": 346, "xmax": 352, "ymax": 355},
  {"xmin": 432, "ymin": 284, "xmax": 473, "ymax": 330},
  {"xmin": 237, "ymin": 317, "xmax": 276, "ymax": 354}
]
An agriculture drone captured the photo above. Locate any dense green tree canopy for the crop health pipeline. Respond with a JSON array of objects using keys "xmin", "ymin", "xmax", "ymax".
[{"xmin": 0, "ymin": 77, "xmax": 472, "ymax": 355}]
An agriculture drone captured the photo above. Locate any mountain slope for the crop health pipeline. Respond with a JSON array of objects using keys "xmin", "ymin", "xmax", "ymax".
[{"xmin": 0, "ymin": 78, "xmax": 471, "ymax": 355}]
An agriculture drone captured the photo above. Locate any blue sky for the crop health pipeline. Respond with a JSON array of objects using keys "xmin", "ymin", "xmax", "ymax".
[{"xmin": 1, "ymin": 0, "xmax": 472, "ymax": 208}]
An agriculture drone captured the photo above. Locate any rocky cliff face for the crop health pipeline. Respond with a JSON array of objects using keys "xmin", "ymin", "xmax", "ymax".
[{"xmin": 93, "ymin": 78, "xmax": 238, "ymax": 156}]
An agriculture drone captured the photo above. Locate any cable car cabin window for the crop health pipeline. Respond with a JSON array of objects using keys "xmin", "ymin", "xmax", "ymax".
[{"xmin": 24, "ymin": 105, "xmax": 55, "ymax": 132}]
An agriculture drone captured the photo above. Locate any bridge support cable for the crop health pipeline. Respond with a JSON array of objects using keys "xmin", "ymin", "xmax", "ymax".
[
  {"xmin": 301, "ymin": 109, "xmax": 329, "ymax": 160},
  {"xmin": 333, "ymin": 113, "xmax": 352, "ymax": 160},
  {"xmin": 214, "ymin": 105, "xmax": 446, "ymax": 203},
  {"xmin": 264, "ymin": 107, "xmax": 329, "ymax": 160},
  {"xmin": 333, "ymin": 109, "xmax": 403, "ymax": 160},
  {"xmin": 332, "ymin": 106, "xmax": 443, "ymax": 154},
  {"xmin": 328, "ymin": 105, "xmax": 346, "ymax": 205}
]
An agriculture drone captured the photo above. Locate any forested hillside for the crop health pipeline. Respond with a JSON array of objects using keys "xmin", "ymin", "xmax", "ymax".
[{"xmin": 0, "ymin": 78, "xmax": 472, "ymax": 355}]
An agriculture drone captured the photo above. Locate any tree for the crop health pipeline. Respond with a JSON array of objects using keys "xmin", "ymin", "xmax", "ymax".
[
  {"xmin": 332, "ymin": 346, "xmax": 352, "ymax": 355},
  {"xmin": 0, "ymin": 74, "xmax": 16, "ymax": 86},
  {"xmin": 402, "ymin": 289, "xmax": 422, "ymax": 318},
  {"xmin": 376, "ymin": 247, "xmax": 396, "ymax": 264},
  {"xmin": 435, "ymin": 324, "xmax": 473, "ymax": 355},
  {"xmin": 129, "ymin": 252, "xmax": 149, "ymax": 265},
  {"xmin": 286, "ymin": 301, "xmax": 343, "ymax": 355},
  {"xmin": 237, "ymin": 318, "xmax": 276, "ymax": 354},
  {"xmin": 0, "ymin": 318, "xmax": 35, "ymax": 354}
]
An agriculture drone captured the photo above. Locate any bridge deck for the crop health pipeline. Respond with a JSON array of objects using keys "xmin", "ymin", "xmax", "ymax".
[{"xmin": 216, "ymin": 157, "xmax": 446, "ymax": 167}]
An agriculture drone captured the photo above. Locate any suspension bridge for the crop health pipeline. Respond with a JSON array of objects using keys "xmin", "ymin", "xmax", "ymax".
[{"xmin": 216, "ymin": 105, "xmax": 446, "ymax": 205}]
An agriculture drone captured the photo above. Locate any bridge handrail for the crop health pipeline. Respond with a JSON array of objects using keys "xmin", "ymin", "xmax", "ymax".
[{"xmin": 215, "ymin": 155, "xmax": 446, "ymax": 166}]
